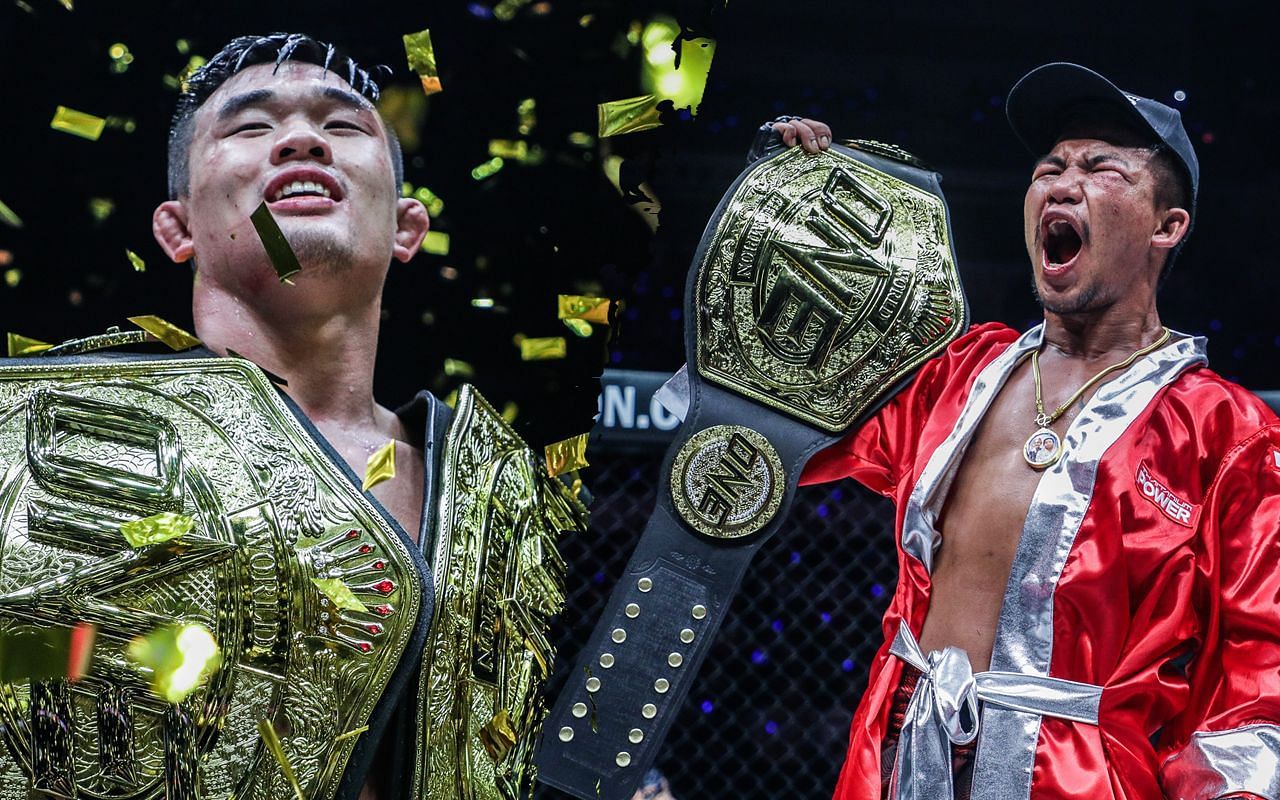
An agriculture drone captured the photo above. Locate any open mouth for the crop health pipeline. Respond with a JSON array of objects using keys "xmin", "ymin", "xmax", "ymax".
[
  {"xmin": 264, "ymin": 169, "xmax": 344, "ymax": 206},
  {"xmin": 1042, "ymin": 218, "xmax": 1083, "ymax": 271},
  {"xmin": 273, "ymin": 180, "xmax": 332, "ymax": 201}
]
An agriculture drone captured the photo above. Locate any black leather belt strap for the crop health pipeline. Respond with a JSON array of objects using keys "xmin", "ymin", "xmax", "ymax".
[{"xmin": 537, "ymin": 381, "xmax": 837, "ymax": 799}]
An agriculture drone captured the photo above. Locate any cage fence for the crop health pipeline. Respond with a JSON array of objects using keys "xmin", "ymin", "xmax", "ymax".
[{"xmin": 537, "ymin": 449, "xmax": 899, "ymax": 799}]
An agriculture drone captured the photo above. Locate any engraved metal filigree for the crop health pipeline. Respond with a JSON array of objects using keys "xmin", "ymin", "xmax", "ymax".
[
  {"xmin": 413, "ymin": 384, "xmax": 587, "ymax": 800},
  {"xmin": 0, "ymin": 358, "xmax": 422, "ymax": 800},
  {"xmin": 694, "ymin": 145, "xmax": 965, "ymax": 432},
  {"xmin": 669, "ymin": 425, "xmax": 784, "ymax": 540}
]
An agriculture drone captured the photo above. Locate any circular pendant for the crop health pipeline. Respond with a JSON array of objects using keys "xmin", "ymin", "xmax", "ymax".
[{"xmin": 1023, "ymin": 427, "xmax": 1062, "ymax": 469}]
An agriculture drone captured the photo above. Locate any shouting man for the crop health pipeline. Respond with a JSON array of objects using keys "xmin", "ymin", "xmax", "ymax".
[{"xmin": 794, "ymin": 64, "xmax": 1280, "ymax": 798}]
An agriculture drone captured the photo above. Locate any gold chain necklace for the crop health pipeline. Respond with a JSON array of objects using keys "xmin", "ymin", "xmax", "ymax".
[{"xmin": 1023, "ymin": 327, "xmax": 1171, "ymax": 469}]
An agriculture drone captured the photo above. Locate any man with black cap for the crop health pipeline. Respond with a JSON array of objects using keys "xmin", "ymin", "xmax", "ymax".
[{"xmin": 791, "ymin": 63, "xmax": 1280, "ymax": 799}]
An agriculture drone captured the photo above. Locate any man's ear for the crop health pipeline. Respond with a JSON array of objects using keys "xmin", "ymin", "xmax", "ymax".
[
  {"xmin": 153, "ymin": 201, "xmax": 195, "ymax": 263},
  {"xmin": 1151, "ymin": 206, "xmax": 1191, "ymax": 252},
  {"xmin": 392, "ymin": 198, "xmax": 430, "ymax": 263}
]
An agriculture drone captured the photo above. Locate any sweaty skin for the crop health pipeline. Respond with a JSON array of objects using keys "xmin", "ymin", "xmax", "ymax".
[
  {"xmin": 914, "ymin": 123, "xmax": 1189, "ymax": 670},
  {"xmin": 152, "ymin": 61, "xmax": 431, "ymax": 800}
]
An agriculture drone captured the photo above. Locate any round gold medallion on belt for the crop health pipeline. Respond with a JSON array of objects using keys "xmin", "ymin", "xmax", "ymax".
[{"xmin": 669, "ymin": 425, "xmax": 784, "ymax": 540}]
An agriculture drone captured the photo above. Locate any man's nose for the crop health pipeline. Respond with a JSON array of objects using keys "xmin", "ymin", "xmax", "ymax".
[
  {"xmin": 272, "ymin": 125, "xmax": 332, "ymax": 164},
  {"xmin": 1047, "ymin": 169, "xmax": 1083, "ymax": 204}
]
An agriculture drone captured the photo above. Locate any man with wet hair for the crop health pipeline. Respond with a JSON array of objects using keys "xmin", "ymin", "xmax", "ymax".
[
  {"xmin": 153, "ymin": 33, "xmax": 430, "ymax": 800},
  {"xmin": 792, "ymin": 64, "xmax": 1280, "ymax": 798}
]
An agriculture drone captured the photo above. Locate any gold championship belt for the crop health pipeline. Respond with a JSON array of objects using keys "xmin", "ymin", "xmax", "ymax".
[
  {"xmin": 538, "ymin": 141, "xmax": 967, "ymax": 799},
  {"xmin": 0, "ymin": 348, "xmax": 585, "ymax": 799}
]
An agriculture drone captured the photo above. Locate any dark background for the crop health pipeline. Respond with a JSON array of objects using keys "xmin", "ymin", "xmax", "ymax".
[{"xmin": 2, "ymin": 2, "xmax": 1277, "ymax": 798}]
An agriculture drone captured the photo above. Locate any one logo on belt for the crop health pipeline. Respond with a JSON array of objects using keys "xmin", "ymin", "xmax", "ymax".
[
  {"xmin": 1135, "ymin": 461, "xmax": 1196, "ymax": 526},
  {"xmin": 670, "ymin": 425, "xmax": 784, "ymax": 540}
]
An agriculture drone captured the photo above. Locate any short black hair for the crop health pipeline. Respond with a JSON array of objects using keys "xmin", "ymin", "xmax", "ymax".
[{"xmin": 167, "ymin": 33, "xmax": 403, "ymax": 200}]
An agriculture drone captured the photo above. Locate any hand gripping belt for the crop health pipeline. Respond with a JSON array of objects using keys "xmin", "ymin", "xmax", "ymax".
[{"xmin": 536, "ymin": 140, "xmax": 969, "ymax": 799}]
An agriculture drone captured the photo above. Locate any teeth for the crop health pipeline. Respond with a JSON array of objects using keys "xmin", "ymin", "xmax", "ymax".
[{"xmin": 273, "ymin": 179, "xmax": 333, "ymax": 201}]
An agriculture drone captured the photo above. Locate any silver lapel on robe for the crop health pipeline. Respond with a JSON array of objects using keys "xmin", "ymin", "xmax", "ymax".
[
  {"xmin": 972, "ymin": 329, "xmax": 1206, "ymax": 800},
  {"xmin": 900, "ymin": 327, "xmax": 1043, "ymax": 571}
]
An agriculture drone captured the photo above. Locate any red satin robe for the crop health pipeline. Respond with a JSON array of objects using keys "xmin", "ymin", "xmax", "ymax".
[{"xmin": 802, "ymin": 322, "xmax": 1280, "ymax": 800}]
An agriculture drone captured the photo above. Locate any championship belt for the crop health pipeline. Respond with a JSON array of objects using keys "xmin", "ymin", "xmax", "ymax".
[
  {"xmin": 0, "ymin": 348, "xmax": 586, "ymax": 800},
  {"xmin": 413, "ymin": 384, "xmax": 587, "ymax": 800},
  {"xmin": 536, "ymin": 141, "xmax": 968, "ymax": 799}
]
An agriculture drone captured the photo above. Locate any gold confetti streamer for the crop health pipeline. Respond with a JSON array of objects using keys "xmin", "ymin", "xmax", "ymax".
[
  {"xmin": 443, "ymin": 358, "xmax": 475, "ymax": 378},
  {"xmin": 0, "ymin": 198, "xmax": 22, "ymax": 228},
  {"xmin": 88, "ymin": 197, "xmax": 115, "ymax": 221},
  {"xmin": 311, "ymin": 577, "xmax": 370, "ymax": 613},
  {"xmin": 471, "ymin": 157, "xmax": 505, "ymax": 181},
  {"xmin": 50, "ymin": 106, "xmax": 107, "ymax": 141},
  {"xmin": 597, "ymin": 94, "xmax": 663, "ymax": 138},
  {"xmin": 480, "ymin": 709, "xmax": 518, "ymax": 761},
  {"xmin": 545, "ymin": 433, "xmax": 589, "ymax": 477},
  {"xmin": 501, "ymin": 401, "xmax": 519, "ymax": 423},
  {"xmin": 558, "ymin": 294, "xmax": 612, "ymax": 325},
  {"xmin": 520, "ymin": 336, "xmax": 567, "ymax": 361},
  {"xmin": 421, "ymin": 230, "xmax": 450, "ymax": 255},
  {"xmin": 127, "ymin": 315, "xmax": 200, "ymax": 351},
  {"xmin": 120, "ymin": 511, "xmax": 194, "ymax": 547},
  {"xmin": 517, "ymin": 97, "xmax": 537, "ymax": 135},
  {"xmin": 126, "ymin": 623, "xmax": 222, "ymax": 704},
  {"xmin": 488, "ymin": 139, "xmax": 528, "ymax": 160},
  {"xmin": 249, "ymin": 201, "xmax": 302, "ymax": 282},
  {"xmin": 334, "ymin": 725, "xmax": 370, "ymax": 742},
  {"xmin": 257, "ymin": 718, "xmax": 306, "ymax": 800},
  {"xmin": 403, "ymin": 29, "xmax": 443, "ymax": 95},
  {"xmin": 7, "ymin": 333, "xmax": 51, "ymax": 356},
  {"xmin": 362, "ymin": 440, "xmax": 396, "ymax": 491},
  {"xmin": 125, "ymin": 249, "xmax": 145, "ymax": 272},
  {"xmin": 563, "ymin": 318, "xmax": 592, "ymax": 338}
]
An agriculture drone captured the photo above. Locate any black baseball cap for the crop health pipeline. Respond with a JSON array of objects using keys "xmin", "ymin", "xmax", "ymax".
[{"xmin": 1006, "ymin": 62, "xmax": 1199, "ymax": 220}]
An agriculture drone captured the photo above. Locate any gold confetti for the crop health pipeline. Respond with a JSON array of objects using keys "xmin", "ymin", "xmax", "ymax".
[
  {"xmin": 362, "ymin": 440, "xmax": 396, "ymax": 491},
  {"xmin": 471, "ymin": 157, "xmax": 505, "ymax": 181},
  {"xmin": 311, "ymin": 577, "xmax": 370, "ymax": 613},
  {"xmin": 421, "ymin": 230, "xmax": 450, "ymax": 255},
  {"xmin": 126, "ymin": 623, "xmax": 221, "ymax": 704},
  {"xmin": 257, "ymin": 718, "xmax": 306, "ymax": 800},
  {"xmin": 545, "ymin": 433, "xmax": 589, "ymax": 477},
  {"xmin": 108, "ymin": 42, "xmax": 134, "ymax": 74},
  {"xmin": 517, "ymin": 97, "xmax": 537, "ymax": 135},
  {"xmin": 50, "ymin": 106, "xmax": 107, "ymax": 141},
  {"xmin": 409, "ymin": 184, "xmax": 445, "ymax": 216},
  {"xmin": 563, "ymin": 318, "xmax": 592, "ymax": 338},
  {"xmin": 480, "ymin": 709, "xmax": 518, "ymax": 761},
  {"xmin": 471, "ymin": 298, "xmax": 495, "ymax": 309},
  {"xmin": 598, "ymin": 94, "xmax": 662, "ymax": 137},
  {"xmin": 7, "ymin": 333, "xmax": 51, "ymax": 356},
  {"xmin": 444, "ymin": 358, "xmax": 475, "ymax": 378},
  {"xmin": 56, "ymin": 0, "xmax": 72, "ymax": 8},
  {"xmin": 88, "ymin": 196, "xmax": 115, "ymax": 221},
  {"xmin": 488, "ymin": 139, "xmax": 528, "ymax": 160},
  {"xmin": 334, "ymin": 725, "xmax": 370, "ymax": 743},
  {"xmin": 120, "ymin": 511, "xmax": 195, "ymax": 547},
  {"xmin": 249, "ymin": 202, "xmax": 302, "ymax": 282},
  {"xmin": 520, "ymin": 336, "xmax": 567, "ymax": 361},
  {"xmin": 125, "ymin": 249, "xmax": 145, "ymax": 272},
  {"xmin": 0, "ymin": 198, "xmax": 22, "ymax": 228},
  {"xmin": 567, "ymin": 131, "xmax": 595, "ymax": 148},
  {"xmin": 501, "ymin": 401, "xmax": 518, "ymax": 423},
  {"xmin": 558, "ymin": 294, "xmax": 612, "ymax": 325},
  {"xmin": 127, "ymin": 315, "xmax": 201, "ymax": 351},
  {"xmin": 403, "ymin": 29, "xmax": 443, "ymax": 95}
]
